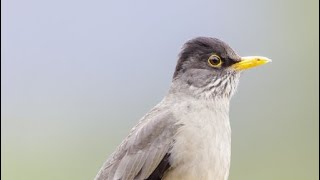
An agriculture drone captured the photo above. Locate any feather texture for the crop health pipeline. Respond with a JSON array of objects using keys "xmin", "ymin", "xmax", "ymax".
[{"xmin": 95, "ymin": 101, "xmax": 180, "ymax": 180}]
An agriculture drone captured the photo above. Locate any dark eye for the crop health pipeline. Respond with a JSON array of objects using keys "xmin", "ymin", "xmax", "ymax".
[{"xmin": 208, "ymin": 54, "xmax": 222, "ymax": 67}]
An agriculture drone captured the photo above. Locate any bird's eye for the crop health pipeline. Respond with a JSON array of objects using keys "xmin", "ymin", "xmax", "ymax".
[{"xmin": 208, "ymin": 54, "xmax": 222, "ymax": 67}]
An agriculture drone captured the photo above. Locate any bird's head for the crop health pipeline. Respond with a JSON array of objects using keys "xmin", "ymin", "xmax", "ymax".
[{"xmin": 171, "ymin": 37, "xmax": 271, "ymax": 99}]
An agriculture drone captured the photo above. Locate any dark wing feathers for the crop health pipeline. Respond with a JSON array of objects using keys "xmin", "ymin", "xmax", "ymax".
[
  {"xmin": 146, "ymin": 153, "xmax": 171, "ymax": 180},
  {"xmin": 95, "ymin": 109, "xmax": 179, "ymax": 180}
]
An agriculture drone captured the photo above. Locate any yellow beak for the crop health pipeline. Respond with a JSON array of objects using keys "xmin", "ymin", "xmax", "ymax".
[{"xmin": 232, "ymin": 56, "xmax": 272, "ymax": 71}]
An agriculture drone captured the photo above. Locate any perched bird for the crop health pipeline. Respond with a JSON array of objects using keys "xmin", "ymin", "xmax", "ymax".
[{"xmin": 95, "ymin": 37, "xmax": 271, "ymax": 180}]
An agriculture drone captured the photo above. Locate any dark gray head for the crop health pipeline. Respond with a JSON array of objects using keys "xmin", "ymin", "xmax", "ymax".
[
  {"xmin": 170, "ymin": 37, "xmax": 271, "ymax": 99},
  {"xmin": 174, "ymin": 37, "xmax": 241, "ymax": 78},
  {"xmin": 171, "ymin": 37, "xmax": 242, "ymax": 98}
]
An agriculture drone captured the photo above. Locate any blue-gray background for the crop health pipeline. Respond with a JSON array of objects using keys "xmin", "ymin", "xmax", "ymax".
[{"xmin": 2, "ymin": 0, "xmax": 319, "ymax": 179}]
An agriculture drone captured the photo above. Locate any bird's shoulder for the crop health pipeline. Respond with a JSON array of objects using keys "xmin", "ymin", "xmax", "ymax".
[{"xmin": 95, "ymin": 101, "xmax": 181, "ymax": 180}]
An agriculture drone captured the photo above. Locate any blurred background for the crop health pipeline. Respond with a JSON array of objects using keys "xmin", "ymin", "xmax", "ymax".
[{"xmin": 1, "ymin": 0, "xmax": 319, "ymax": 179}]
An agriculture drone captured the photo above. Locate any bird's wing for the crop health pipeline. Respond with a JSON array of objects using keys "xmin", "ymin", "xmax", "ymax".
[{"xmin": 95, "ymin": 108, "xmax": 180, "ymax": 180}]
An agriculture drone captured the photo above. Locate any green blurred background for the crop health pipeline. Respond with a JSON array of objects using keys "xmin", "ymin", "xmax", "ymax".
[{"xmin": 1, "ymin": 0, "xmax": 319, "ymax": 179}]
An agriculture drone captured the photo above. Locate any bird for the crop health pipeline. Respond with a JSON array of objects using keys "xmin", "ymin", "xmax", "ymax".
[{"xmin": 95, "ymin": 37, "xmax": 271, "ymax": 180}]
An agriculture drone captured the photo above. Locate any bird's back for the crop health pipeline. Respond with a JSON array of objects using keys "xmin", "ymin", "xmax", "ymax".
[{"xmin": 95, "ymin": 100, "xmax": 180, "ymax": 180}]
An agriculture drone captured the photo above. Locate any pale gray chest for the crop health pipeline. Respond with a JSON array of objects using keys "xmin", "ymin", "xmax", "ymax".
[{"xmin": 165, "ymin": 99, "xmax": 231, "ymax": 180}]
